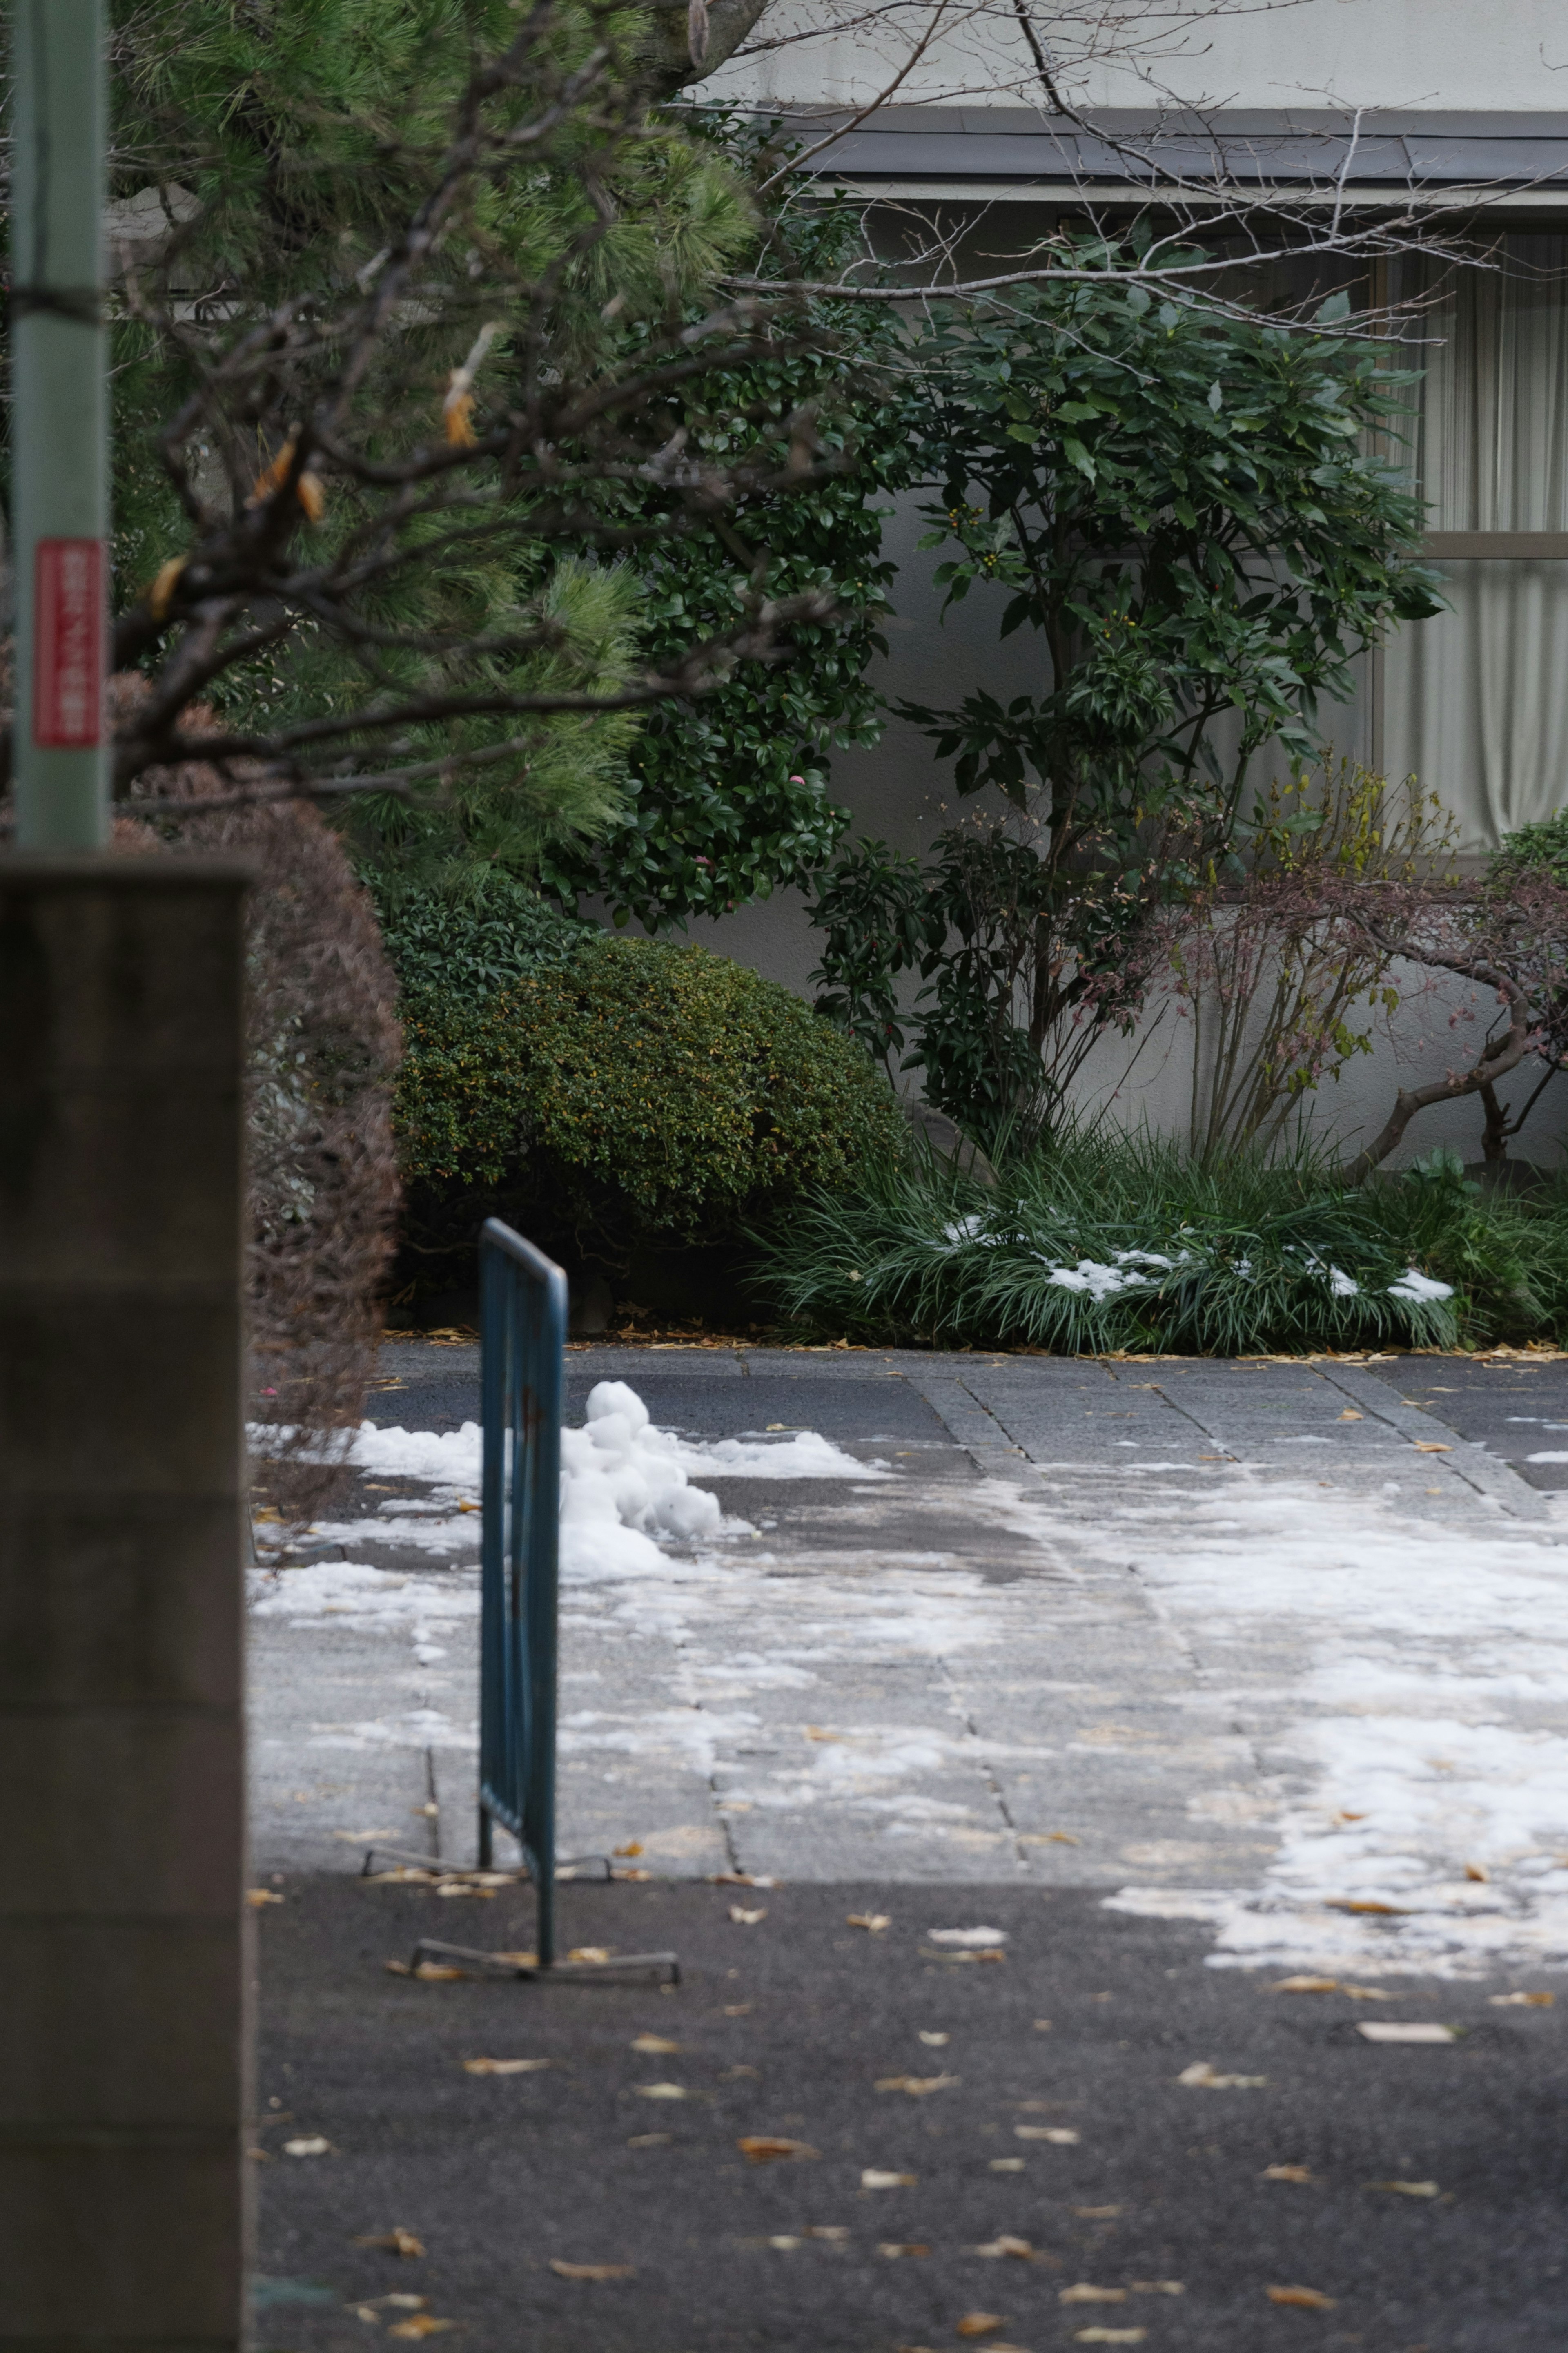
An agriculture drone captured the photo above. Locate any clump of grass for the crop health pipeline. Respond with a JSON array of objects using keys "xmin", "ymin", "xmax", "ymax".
[{"xmin": 748, "ymin": 1132, "xmax": 1568, "ymax": 1354}]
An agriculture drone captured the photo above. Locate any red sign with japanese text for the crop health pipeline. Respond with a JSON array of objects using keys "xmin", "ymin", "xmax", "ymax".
[{"xmin": 33, "ymin": 538, "xmax": 105, "ymax": 749}]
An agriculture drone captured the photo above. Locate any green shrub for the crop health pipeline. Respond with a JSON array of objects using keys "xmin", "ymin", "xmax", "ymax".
[
  {"xmin": 372, "ymin": 874, "xmax": 592, "ymax": 1000},
  {"xmin": 751, "ymin": 1131, "xmax": 1568, "ymax": 1353},
  {"xmin": 396, "ymin": 935, "xmax": 905, "ymax": 1256}
]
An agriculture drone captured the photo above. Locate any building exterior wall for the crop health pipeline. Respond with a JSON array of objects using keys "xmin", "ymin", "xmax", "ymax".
[
  {"xmin": 709, "ymin": 2, "xmax": 1568, "ymax": 117},
  {"xmin": 595, "ymin": 5, "xmax": 1568, "ymax": 1170}
]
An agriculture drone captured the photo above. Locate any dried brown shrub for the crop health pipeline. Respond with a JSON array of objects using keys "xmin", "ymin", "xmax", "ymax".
[{"xmin": 113, "ymin": 680, "xmax": 402, "ymax": 1520}]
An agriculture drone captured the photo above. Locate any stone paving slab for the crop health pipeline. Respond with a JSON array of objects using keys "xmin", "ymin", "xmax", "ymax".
[{"xmin": 250, "ymin": 1342, "xmax": 1568, "ymax": 1981}]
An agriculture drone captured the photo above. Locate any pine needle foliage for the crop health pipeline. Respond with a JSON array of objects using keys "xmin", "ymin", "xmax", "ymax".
[{"xmin": 87, "ymin": 2, "xmax": 858, "ymax": 878}]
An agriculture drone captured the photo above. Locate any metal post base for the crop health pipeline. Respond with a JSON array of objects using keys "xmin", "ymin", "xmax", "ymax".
[
  {"xmin": 358, "ymin": 1843, "xmax": 614, "ymax": 1883},
  {"xmin": 408, "ymin": 1936, "xmax": 680, "ymax": 1987}
]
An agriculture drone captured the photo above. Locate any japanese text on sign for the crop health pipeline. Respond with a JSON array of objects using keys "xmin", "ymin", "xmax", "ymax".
[{"xmin": 33, "ymin": 538, "xmax": 104, "ymax": 749}]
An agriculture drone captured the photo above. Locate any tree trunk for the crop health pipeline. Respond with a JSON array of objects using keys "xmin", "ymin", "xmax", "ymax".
[
  {"xmin": 1335, "ymin": 950, "xmax": 1531, "ymax": 1188},
  {"xmin": 641, "ymin": 0, "xmax": 771, "ymax": 95}
]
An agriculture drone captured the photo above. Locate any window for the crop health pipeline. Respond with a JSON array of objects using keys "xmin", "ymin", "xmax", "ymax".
[{"xmin": 1383, "ymin": 237, "xmax": 1568, "ymax": 851}]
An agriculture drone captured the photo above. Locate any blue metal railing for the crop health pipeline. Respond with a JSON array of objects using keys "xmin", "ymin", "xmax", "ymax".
[{"xmin": 477, "ymin": 1217, "xmax": 567, "ymax": 1964}]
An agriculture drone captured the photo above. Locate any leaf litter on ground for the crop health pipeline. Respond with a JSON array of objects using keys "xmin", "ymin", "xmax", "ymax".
[
  {"xmin": 739, "ymin": 2136, "xmax": 818, "ymax": 2164},
  {"xmin": 1267, "ymin": 2285, "xmax": 1337, "ymax": 2310},
  {"xmin": 354, "ymin": 2229, "xmax": 425, "ymax": 2256},
  {"xmin": 549, "ymin": 2259, "xmax": 634, "ymax": 2282}
]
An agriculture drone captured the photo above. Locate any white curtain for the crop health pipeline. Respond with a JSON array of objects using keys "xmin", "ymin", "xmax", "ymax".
[{"xmin": 1383, "ymin": 238, "xmax": 1568, "ymax": 851}]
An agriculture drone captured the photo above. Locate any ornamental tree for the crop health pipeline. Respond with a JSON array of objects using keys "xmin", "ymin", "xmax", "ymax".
[{"xmin": 811, "ymin": 250, "xmax": 1443, "ymax": 1143}]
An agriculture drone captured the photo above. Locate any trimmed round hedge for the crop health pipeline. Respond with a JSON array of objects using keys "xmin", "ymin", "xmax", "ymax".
[{"xmin": 396, "ymin": 933, "xmax": 904, "ymax": 1250}]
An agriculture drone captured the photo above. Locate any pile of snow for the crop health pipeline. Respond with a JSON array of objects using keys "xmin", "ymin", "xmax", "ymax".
[
  {"xmin": 255, "ymin": 1379, "xmax": 883, "ymax": 1594},
  {"xmin": 1387, "ymin": 1267, "xmax": 1455, "ymax": 1303},
  {"xmin": 1044, "ymin": 1257, "xmax": 1153, "ymax": 1300},
  {"xmin": 559, "ymin": 1380, "xmax": 721, "ymax": 1581}
]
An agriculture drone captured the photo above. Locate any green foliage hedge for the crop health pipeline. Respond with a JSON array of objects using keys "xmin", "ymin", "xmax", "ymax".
[
  {"xmin": 751, "ymin": 1133, "xmax": 1568, "ymax": 1353},
  {"xmin": 373, "ymin": 874, "xmax": 592, "ymax": 1001},
  {"xmin": 396, "ymin": 935, "xmax": 904, "ymax": 1254}
]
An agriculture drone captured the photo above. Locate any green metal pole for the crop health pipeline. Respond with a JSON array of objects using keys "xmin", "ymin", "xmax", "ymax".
[{"xmin": 12, "ymin": 0, "xmax": 109, "ymax": 852}]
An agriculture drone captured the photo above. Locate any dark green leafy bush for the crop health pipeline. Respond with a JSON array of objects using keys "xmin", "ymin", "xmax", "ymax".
[
  {"xmin": 396, "ymin": 935, "xmax": 904, "ymax": 1261},
  {"xmin": 372, "ymin": 874, "xmax": 592, "ymax": 1000}
]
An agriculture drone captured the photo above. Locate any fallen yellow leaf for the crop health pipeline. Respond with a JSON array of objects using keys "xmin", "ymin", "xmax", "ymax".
[
  {"xmin": 1490, "ymin": 1989, "xmax": 1554, "ymax": 2007},
  {"xmin": 145, "ymin": 552, "xmax": 189, "ymax": 622},
  {"xmin": 976, "ymin": 2237, "xmax": 1036, "ymax": 2259},
  {"xmin": 739, "ymin": 2137, "xmax": 818, "ymax": 2164},
  {"xmin": 848, "ymin": 1913, "xmax": 891, "ymax": 1932},
  {"xmin": 1337, "ymin": 1410, "xmax": 1363, "ymax": 1421},
  {"xmin": 283, "ymin": 2137, "xmax": 330, "ymax": 2157},
  {"xmin": 1368, "ymin": 2179, "xmax": 1439, "ymax": 2197},
  {"xmin": 1130, "ymin": 2280, "xmax": 1183, "ymax": 2294},
  {"xmin": 247, "ymin": 1889, "xmax": 284, "ymax": 1908},
  {"xmin": 1267, "ymin": 2285, "xmax": 1336, "ymax": 2310},
  {"xmin": 613, "ymin": 1842, "xmax": 644, "ymax": 1857},
  {"xmin": 1061, "ymin": 2284, "xmax": 1128, "ymax": 2304},
  {"xmin": 878, "ymin": 2242, "xmax": 931, "ymax": 2258},
  {"xmin": 1178, "ymin": 2062, "xmax": 1267, "ymax": 2089},
  {"xmin": 388, "ymin": 2317, "xmax": 456, "ymax": 2339},
  {"xmin": 633, "ymin": 2082, "xmax": 688, "ymax": 2100},
  {"xmin": 1464, "ymin": 1862, "xmax": 1490, "ymax": 1882},
  {"xmin": 769, "ymin": 2236, "xmax": 800, "ymax": 2250},
  {"xmin": 989, "ymin": 2158, "xmax": 1025, "ymax": 2172},
  {"xmin": 1412, "ymin": 1441, "xmax": 1450, "ymax": 1453},
  {"xmin": 1072, "ymin": 2333, "xmax": 1146, "ymax": 2347},
  {"xmin": 354, "ymin": 2229, "xmax": 425, "ymax": 2257},
  {"xmin": 548, "ymin": 2259, "xmax": 634, "ymax": 2282},
  {"xmin": 1344, "ymin": 1984, "xmax": 1396, "ymax": 2001},
  {"xmin": 567, "ymin": 1946, "xmax": 611, "ymax": 1964},
  {"xmin": 729, "ymin": 1907, "xmax": 767, "ymax": 1926},
  {"xmin": 1272, "ymin": 1975, "xmax": 1339, "ymax": 1993},
  {"xmin": 918, "ymin": 2031, "xmax": 949, "ymax": 2046},
  {"xmin": 875, "ymin": 2074, "xmax": 959, "ymax": 2096},
  {"xmin": 631, "ymin": 2034, "xmax": 681, "ymax": 2055},
  {"xmin": 954, "ymin": 2315, "xmax": 1004, "ymax": 2338},
  {"xmin": 1016, "ymin": 2124, "xmax": 1079, "ymax": 2143},
  {"xmin": 861, "ymin": 2167, "xmax": 916, "ymax": 2188},
  {"xmin": 462, "ymin": 2058, "xmax": 550, "ymax": 2076},
  {"xmin": 1263, "ymin": 2165, "xmax": 1314, "ymax": 2183}
]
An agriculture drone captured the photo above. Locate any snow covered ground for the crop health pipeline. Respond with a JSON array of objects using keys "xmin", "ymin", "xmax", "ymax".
[{"xmin": 249, "ymin": 1348, "xmax": 1568, "ymax": 1981}]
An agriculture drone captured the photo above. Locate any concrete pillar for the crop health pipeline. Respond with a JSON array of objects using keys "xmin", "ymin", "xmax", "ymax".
[{"xmin": 0, "ymin": 861, "xmax": 251, "ymax": 2352}]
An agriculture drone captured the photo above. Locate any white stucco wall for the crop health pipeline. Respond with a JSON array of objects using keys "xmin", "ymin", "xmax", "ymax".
[{"xmin": 710, "ymin": 0, "xmax": 1568, "ymax": 117}]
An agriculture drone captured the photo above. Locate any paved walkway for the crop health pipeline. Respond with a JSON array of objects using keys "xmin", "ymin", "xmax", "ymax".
[{"xmin": 250, "ymin": 1344, "xmax": 1568, "ymax": 1980}]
